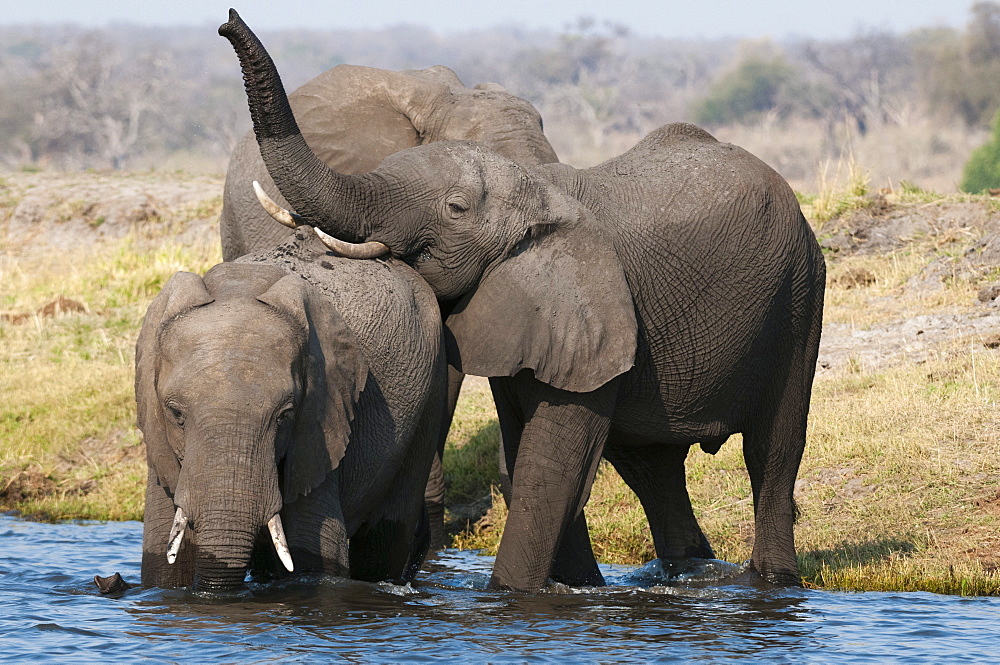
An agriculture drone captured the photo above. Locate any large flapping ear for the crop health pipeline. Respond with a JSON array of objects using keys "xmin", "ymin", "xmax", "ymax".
[
  {"xmin": 256, "ymin": 274, "xmax": 369, "ymax": 504},
  {"xmin": 291, "ymin": 64, "xmax": 451, "ymax": 174},
  {"xmin": 135, "ymin": 272, "xmax": 214, "ymax": 494},
  {"xmin": 445, "ymin": 218, "xmax": 637, "ymax": 393}
]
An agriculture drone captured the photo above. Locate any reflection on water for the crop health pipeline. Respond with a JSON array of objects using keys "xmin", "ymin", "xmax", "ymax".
[{"xmin": 1, "ymin": 515, "xmax": 998, "ymax": 662}]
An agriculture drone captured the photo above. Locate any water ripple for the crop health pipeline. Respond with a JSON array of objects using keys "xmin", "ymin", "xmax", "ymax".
[{"xmin": 1, "ymin": 515, "xmax": 999, "ymax": 661}]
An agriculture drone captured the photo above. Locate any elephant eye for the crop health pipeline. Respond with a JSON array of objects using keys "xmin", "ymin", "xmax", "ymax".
[
  {"xmin": 447, "ymin": 201, "xmax": 469, "ymax": 217},
  {"xmin": 166, "ymin": 405, "xmax": 185, "ymax": 428},
  {"xmin": 276, "ymin": 406, "xmax": 294, "ymax": 424}
]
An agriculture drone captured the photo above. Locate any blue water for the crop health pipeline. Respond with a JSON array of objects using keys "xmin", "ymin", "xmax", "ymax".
[{"xmin": 1, "ymin": 515, "xmax": 998, "ymax": 662}]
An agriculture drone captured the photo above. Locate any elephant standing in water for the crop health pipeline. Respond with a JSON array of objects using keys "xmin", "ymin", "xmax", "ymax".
[
  {"xmin": 219, "ymin": 21, "xmax": 559, "ymax": 551},
  {"xmin": 137, "ymin": 228, "xmax": 446, "ymax": 591},
  {"xmin": 221, "ymin": 11, "xmax": 826, "ymax": 592}
]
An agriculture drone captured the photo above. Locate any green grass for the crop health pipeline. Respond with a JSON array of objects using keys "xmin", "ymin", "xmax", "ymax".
[{"xmin": 1, "ymin": 225, "xmax": 221, "ymax": 521}]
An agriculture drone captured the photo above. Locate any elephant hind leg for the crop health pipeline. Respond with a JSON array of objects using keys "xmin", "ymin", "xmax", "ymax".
[
  {"xmin": 741, "ymin": 396, "xmax": 807, "ymax": 586},
  {"xmin": 743, "ymin": 268, "xmax": 823, "ymax": 587},
  {"xmin": 603, "ymin": 434, "xmax": 714, "ymax": 561}
]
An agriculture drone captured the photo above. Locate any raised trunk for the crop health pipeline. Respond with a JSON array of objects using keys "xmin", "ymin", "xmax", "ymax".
[{"xmin": 219, "ymin": 9, "xmax": 378, "ymax": 242}]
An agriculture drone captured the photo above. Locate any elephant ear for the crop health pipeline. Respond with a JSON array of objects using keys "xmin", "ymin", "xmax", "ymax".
[
  {"xmin": 445, "ymin": 220, "xmax": 637, "ymax": 393},
  {"xmin": 291, "ymin": 64, "xmax": 451, "ymax": 174},
  {"xmin": 256, "ymin": 274, "xmax": 369, "ymax": 504},
  {"xmin": 135, "ymin": 272, "xmax": 214, "ymax": 494}
]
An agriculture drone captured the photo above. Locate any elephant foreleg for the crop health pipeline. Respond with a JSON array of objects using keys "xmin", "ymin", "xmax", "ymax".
[
  {"xmin": 603, "ymin": 435, "xmax": 714, "ymax": 560},
  {"xmin": 488, "ymin": 372, "xmax": 617, "ymax": 592},
  {"xmin": 492, "ymin": 375, "xmax": 605, "ymax": 587},
  {"xmin": 281, "ymin": 473, "xmax": 351, "ymax": 578},
  {"xmin": 550, "ymin": 511, "xmax": 604, "ymax": 586}
]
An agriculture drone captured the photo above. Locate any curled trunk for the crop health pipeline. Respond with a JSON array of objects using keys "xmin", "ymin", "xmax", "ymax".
[{"xmin": 219, "ymin": 9, "xmax": 378, "ymax": 242}]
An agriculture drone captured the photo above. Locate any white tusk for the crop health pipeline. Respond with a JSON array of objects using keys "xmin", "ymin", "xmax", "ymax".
[
  {"xmin": 166, "ymin": 507, "xmax": 188, "ymax": 565},
  {"xmin": 253, "ymin": 180, "xmax": 303, "ymax": 229},
  {"xmin": 313, "ymin": 227, "xmax": 390, "ymax": 259},
  {"xmin": 267, "ymin": 514, "xmax": 295, "ymax": 572}
]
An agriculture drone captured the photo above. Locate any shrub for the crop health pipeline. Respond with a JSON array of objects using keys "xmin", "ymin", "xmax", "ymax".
[
  {"xmin": 692, "ymin": 53, "xmax": 795, "ymax": 125},
  {"xmin": 961, "ymin": 110, "xmax": 1000, "ymax": 192}
]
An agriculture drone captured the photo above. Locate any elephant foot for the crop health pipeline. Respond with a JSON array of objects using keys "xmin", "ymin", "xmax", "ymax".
[
  {"xmin": 549, "ymin": 561, "xmax": 605, "ymax": 588},
  {"xmin": 749, "ymin": 561, "xmax": 802, "ymax": 587}
]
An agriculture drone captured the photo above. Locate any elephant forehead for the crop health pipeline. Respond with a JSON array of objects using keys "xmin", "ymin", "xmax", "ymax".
[
  {"xmin": 161, "ymin": 303, "xmax": 303, "ymax": 369},
  {"xmin": 382, "ymin": 142, "xmax": 482, "ymax": 183}
]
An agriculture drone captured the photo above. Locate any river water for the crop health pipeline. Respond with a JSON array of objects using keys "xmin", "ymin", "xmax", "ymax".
[{"xmin": 1, "ymin": 515, "xmax": 998, "ymax": 662}]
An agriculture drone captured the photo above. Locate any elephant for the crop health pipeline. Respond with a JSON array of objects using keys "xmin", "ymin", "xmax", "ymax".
[
  {"xmin": 220, "ymin": 11, "xmax": 826, "ymax": 592},
  {"xmin": 136, "ymin": 226, "xmax": 446, "ymax": 591},
  {"xmin": 218, "ymin": 21, "xmax": 559, "ymax": 552},
  {"xmin": 220, "ymin": 51, "xmax": 558, "ymax": 262}
]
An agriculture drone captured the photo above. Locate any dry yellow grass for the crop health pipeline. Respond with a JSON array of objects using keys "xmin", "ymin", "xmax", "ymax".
[
  {"xmin": 0, "ymin": 175, "xmax": 222, "ymax": 519},
  {"xmin": 2, "ymin": 170, "xmax": 998, "ymax": 595}
]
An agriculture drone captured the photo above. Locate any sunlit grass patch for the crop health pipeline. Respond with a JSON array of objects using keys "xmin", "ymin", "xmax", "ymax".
[
  {"xmin": 449, "ymin": 344, "xmax": 1000, "ymax": 595},
  {"xmin": 442, "ymin": 377, "xmax": 500, "ymax": 506},
  {"xmin": 0, "ymin": 233, "xmax": 221, "ymax": 521}
]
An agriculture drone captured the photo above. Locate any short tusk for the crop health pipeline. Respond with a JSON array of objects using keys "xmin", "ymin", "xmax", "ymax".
[
  {"xmin": 253, "ymin": 180, "xmax": 303, "ymax": 229},
  {"xmin": 267, "ymin": 514, "xmax": 294, "ymax": 572},
  {"xmin": 314, "ymin": 227, "xmax": 389, "ymax": 259},
  {"xmin": 166, "ymin": 507, "xmax": 188, "ymax": 565}
]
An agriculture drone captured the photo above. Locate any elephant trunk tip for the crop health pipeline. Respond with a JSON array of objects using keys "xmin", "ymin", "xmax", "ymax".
[
  {"xmin": 218, "ymin": 7, "xmax": 300, "ymax": 144},
  {"xmin": 217, "ymin": 8, "xmax": 244, "ymax": 39}
]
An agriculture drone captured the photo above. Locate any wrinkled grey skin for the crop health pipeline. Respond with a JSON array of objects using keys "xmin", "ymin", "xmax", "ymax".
[
  {"xmin": 137, "ymin": 228, "xmax": 446, "ymax": 591},
  {"xmin": 221, "ymin": 63, "xmax": 558, "ymax": 261},
  {"xmin": 221, "ymin": 12, "xmax": 826, "ymax": 592},
  {"xmin": 219, "ymin": 43, "xmax": 558, "ymax": 553}
]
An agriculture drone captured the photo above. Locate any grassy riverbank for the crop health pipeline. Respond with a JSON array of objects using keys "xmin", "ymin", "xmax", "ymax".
[{"xmin": 1, "ymin": 171, "xmax": 998, "ymax": 595}]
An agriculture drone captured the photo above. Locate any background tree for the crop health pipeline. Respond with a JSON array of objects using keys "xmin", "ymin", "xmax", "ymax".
[
  {"xmin": 691, "ymin": 44, "xmax": 796, "ymax": 126},
  {"xmin": 919, "ymin": 1, "xmax": 1000, "ymax": 128},
  {"xmin": 961, "ymin": 111, "xmax": 1000, "ymax": 192}
]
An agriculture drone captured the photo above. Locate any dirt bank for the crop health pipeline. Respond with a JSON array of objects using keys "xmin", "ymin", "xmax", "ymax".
[{"xmin": 0, "ymin": 170, "xmax": 224, "ymax": 254}]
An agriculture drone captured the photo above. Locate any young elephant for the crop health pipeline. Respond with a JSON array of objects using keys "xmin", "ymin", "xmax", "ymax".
[
  {"xmin": 221, "ymin": 12, "xmax": 827, "ymax": 593},
  {"xmin": 136, "ymin": 228, "xmax": 446, "ymax": 591}
]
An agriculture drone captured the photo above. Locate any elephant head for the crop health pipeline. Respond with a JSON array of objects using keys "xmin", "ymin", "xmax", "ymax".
[
  {"xmin": 220, "ymin": 19, "xmax": 557, "ymax": 261},
  {"xmin": 136, "ymin": 262, "xmax": 367, "ymax": 591},
  {"xmin": 220, "ymin": 11, "xmax": 637, "ymax": 393}
]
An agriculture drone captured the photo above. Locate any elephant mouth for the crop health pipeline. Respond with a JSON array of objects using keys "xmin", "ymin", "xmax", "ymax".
[{"xmin": 168, "ymin": 506, "xmax": 295, "ymax": 589}]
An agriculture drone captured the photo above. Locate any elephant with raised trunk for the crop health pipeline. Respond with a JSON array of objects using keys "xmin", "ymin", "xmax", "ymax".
[
  {"xmin": 221, "ymin": 52, "xmax": 558, "ymax": 261},
  {"xmin": 219, "ymin": 21, "xmax": 559, "ymax": 551},
  {"xmin": 221, "ymin": 10, "xmax": 826, "ymax": 592},
  {"xmin": 137, "ymin": 228, "xmax": 446, "ymax": 591}
]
